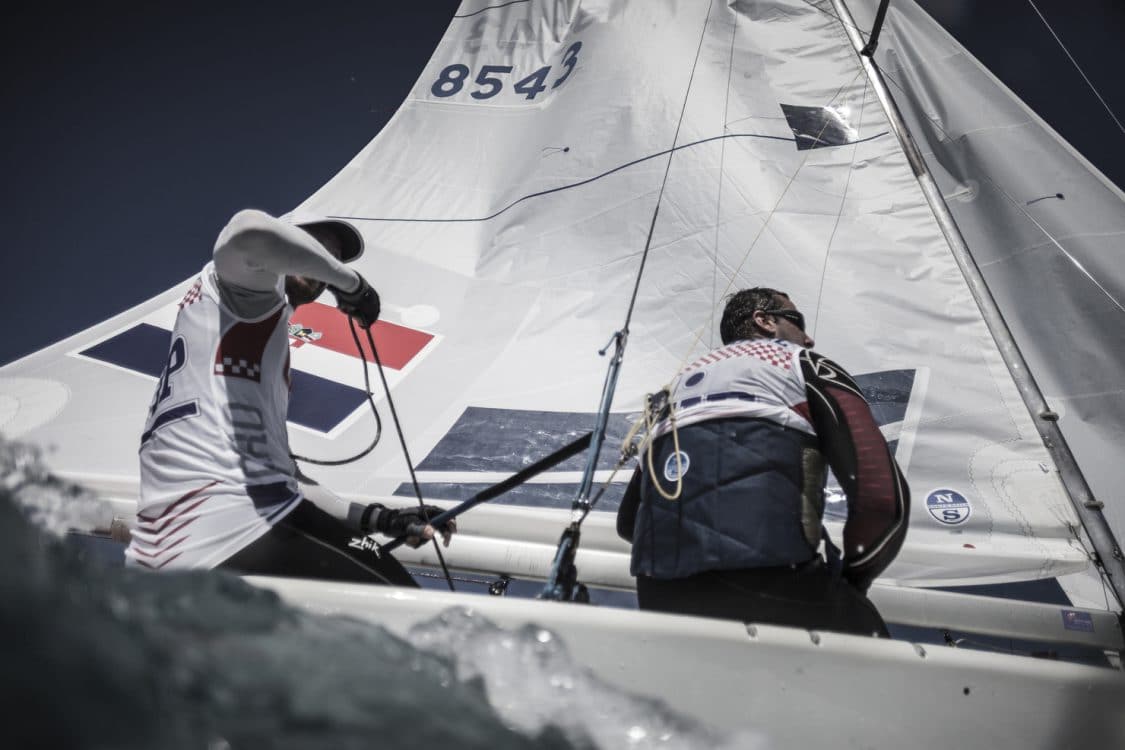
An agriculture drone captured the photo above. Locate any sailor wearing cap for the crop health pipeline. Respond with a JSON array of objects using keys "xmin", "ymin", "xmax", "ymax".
[{"xmin": 127, "ymin": 209, "xmax": 454, "ymax": 583}]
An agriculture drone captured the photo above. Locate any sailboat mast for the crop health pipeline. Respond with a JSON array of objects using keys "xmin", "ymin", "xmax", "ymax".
[{"xmin": 831, "ymin": 0, "xmax": 1125, "ymax": 610}]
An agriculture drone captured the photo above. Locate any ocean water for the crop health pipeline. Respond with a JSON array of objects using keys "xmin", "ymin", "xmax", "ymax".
[{"xmin": 1, "ymin": 441, "xmax": 764, "ymax": 749}]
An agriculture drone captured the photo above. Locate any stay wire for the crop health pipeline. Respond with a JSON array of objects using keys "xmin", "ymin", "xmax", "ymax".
[
  {"xmin": 621, "ymin": 0, "xmax": 716, "ymax": 333},
  {"xmin": 594, "ymin": 0, "xmax": 716, "ymax": 486},
  {"xmin": 362, "ymin": 321, "xmax": 455, "ymax": 591},
  {"xmin": 1025, "ymin": 0, "xmax": 1125, "ymax": 135},
  {"xmin": 611, "ymin": 71, "xmax": 869, "ymax": 495},
  {"xmin": 544, "ymin": 1, "xmax": 717, "ymax": 596}
]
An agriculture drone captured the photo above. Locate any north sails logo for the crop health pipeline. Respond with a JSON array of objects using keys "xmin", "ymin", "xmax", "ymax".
[{"xmin": 926, "ymin": 488, "xmax": 972, "ymax": 525}]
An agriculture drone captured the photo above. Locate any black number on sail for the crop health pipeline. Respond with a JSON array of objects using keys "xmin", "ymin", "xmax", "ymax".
[
  {"xmin": 552, "ymin": 42, "xmax": 581, "ymax": 88},
  {"xmin": 471, "ymin": 65, "xmax": 513, "ymax": 100},
  {"xmin": 431, "ymin": 64, "xmax": 470, "ymax": 97},
  {"xmin": 514, "ymin": 66, "xmax": 550, "ymax": 100},
  {"xmin": 429, "ymin": 41, "xmax": 582, "ymax": 102}
]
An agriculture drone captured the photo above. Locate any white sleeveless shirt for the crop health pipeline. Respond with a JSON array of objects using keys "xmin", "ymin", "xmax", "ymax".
[
  {"xmin": 126, "ymin": 263, "xmax": 301, "ymax": 570},
  {"xmin": 656, "ymin": 338, "xmax": 816, "ymax": 438}
]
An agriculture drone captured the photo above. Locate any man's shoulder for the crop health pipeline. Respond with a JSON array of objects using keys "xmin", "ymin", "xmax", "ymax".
[
  {"xmin": 798, "ymin": 348, "xmax": 862, "ymax": 393},
  {"xmin": 206, "ymin": 263, "xmax": 285, "ymax": 320}
]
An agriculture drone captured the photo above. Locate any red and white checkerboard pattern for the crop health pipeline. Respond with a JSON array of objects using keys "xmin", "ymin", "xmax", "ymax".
[
  {"xmin": 214, "ymin": 357, "xmax": 262, "ymax": 382},
  {"xmin": 178, "ymin": 279, "xmax": 203, "ymax": 309},
  {"xmin": 688, "ymin": 340, "xmax": 794, "ymax": 371}
]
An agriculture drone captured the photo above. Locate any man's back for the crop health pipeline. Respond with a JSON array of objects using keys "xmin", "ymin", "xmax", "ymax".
[{"xmin": 128, "ymin": 265, "xmax": 299, "ymax": 570}]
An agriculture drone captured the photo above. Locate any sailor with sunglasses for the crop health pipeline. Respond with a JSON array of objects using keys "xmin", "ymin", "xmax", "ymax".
[{"xmin": 617, "ymin": 287, "xmax": 910, "ymax": 637}]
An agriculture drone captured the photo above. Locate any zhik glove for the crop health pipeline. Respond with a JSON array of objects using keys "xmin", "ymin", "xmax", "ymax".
[
  {"xmin": 358, "ymin": 504, "xmax": 452, "ymax": 548},
  {"xmin": 330, "ymin": 273, "xmax": 381, "ymax": 328}
]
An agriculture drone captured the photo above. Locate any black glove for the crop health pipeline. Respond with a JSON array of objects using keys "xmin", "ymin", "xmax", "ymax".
[
  {"xmin": 330, "ymin": 273, "xmax": 380, "ymax": 328},
  {"xmin": 356, "ymin": 503, "xmax": 453, "ymax": 548}
]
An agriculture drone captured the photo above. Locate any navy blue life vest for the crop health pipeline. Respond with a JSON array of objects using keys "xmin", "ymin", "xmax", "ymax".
[{"xmin": 629, "ymin": 417, "xmax": 824, "ymax": 579}]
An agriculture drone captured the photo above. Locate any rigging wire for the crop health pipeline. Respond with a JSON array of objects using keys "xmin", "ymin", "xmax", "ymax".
[
  {"xmin": 621, "ymin": 10, "xmax": 715, "ymax": 331},
  {"xmin": 291, "ymin": 316, "xmax": 455, "ymax": 591},
  {"xmin": 362, "ymin": 323, "xmax": 456, "ymax": 591},
  {"xmin": 541, "ymin": 0, "xmax": 718, "ymax": 601},
  {"xmin": 595, "ymin": 23, "xmax": 872, "ymax": 514},
  {"xmin": 1024, "ymin": 0, "xmax": 1125, "ymax": 136}
]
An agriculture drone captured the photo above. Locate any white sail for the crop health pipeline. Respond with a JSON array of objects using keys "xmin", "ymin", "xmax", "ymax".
[
  {"xmin": 2, "ymin": 0, "xmax": 1121, "ymax": 638},
  {"xmin": 849, "ymin": 0, "xmax": 1125, "ymax": 551}
]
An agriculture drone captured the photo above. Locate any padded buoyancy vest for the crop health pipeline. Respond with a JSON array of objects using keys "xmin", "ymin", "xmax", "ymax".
[
  {"xmin": 628, "ymin": 338, "xmax": 829, "ymax": 579},
  {"xmin": 629, "ymin": 417, "xmax": 826, "ymax": 578}
]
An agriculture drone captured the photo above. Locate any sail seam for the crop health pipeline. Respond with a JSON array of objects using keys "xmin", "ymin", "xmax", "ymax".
[
  {"xmin": 812, "ymin": 73, "xmax": 871, "ymax": 338},
  {"xmin": 711, "ymin": 10, "xmax": 739, "ymax": 349},
  {"xmin": 454, "ymin": 0, "xmax": 530, "ymax": 19}
]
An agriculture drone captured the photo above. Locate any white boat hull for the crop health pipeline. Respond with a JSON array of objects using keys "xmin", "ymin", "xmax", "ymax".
[{"xmin": 251, "ymin": 575, "xmax": 1125, "ymax": 748}]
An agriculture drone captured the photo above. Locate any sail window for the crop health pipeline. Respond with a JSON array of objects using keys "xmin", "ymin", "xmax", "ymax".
[{"xmin": 780, "ymin": 104, "xmax": 859, "ymax": 150}]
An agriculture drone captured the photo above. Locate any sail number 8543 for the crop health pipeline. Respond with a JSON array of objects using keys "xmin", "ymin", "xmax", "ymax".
[{"xmin": 431, "ymin": 41, "xmax": 582, "ymax": 101}]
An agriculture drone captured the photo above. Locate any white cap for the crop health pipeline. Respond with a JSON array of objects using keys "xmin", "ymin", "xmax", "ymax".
[{"xmin": 281, "ymin": 210, "xmax": 364, "ymax": 263}]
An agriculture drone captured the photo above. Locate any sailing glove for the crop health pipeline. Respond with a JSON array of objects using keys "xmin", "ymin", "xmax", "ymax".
[
  {"xmin": 358, "ymin": 503, "xmax": 454, "ymax": 548},
  {"xmin": 330, "ymin": 273, "xmax": 381, "ymax": 328}
]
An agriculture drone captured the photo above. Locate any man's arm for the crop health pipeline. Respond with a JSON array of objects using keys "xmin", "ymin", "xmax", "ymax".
[
  {"xmin": 799, "ymin": 349, "xmax": 910, "ymax": 592},
  {"xmin": 213, "ymin": 209, "xmax": 360, "ymax": 292}
]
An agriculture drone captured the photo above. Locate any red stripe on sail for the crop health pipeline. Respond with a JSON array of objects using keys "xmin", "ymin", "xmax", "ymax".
[{"xmin": 288, "ymin": 302, "xmax": 433, "ymax": 370}]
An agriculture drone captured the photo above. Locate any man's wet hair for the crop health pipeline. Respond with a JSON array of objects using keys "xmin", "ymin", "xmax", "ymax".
[{"xmin": 719, "ymin": 287, "xmax": 790, "ymax": 344}]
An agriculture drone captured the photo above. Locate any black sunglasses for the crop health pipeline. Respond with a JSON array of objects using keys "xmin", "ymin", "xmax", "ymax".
[{"xmin": 761, "ymin": 308, "xmax": 806, "ymax": 332}]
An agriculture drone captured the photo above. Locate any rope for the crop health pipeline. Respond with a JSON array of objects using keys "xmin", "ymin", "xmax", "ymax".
[
  {"xmin": 289, "ymin": 317, "xmax": 382, "ymax": 466},
  {"xmin": 643, "ymin": 390, "xmax": 683, "ymax": 501}
]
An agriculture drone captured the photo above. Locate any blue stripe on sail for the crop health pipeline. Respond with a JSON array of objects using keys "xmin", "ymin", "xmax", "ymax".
[
  {"xmin": 416, "ymin": 373, "xmax": 915, "ymax": 475},
  {"xmin": 394, "ymin": 481, "xmax": 628, "ymax": 511},
  {"xmin": 287, "ymin": 371, "xmax": 369, "ymax": 433},
  {"xmin": 82, "ymin": 323, "xmax": 169, "ymax": 378},
  {"xmin": 854, "ymin": 369, "xmax": 915, "ymax": 427},
  {"xmin": 79, "ymin": 324, "xmax": 368, "ymax": 433},
  {"xmin": 414, "ymin": 406, "xmax": 634, "ymax": 473}
]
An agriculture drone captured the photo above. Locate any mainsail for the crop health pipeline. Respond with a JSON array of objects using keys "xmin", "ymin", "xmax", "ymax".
[{"xmin": 1, "ymin": 0, "xmax": 1122, "ymax": 657}]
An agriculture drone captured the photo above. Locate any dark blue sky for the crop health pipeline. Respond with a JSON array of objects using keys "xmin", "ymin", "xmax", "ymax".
[{"xmin": 3, "ymin": 0, "xmax": 1122, "ymax": 366}]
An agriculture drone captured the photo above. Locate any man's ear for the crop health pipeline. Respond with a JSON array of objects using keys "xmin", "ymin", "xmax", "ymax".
[{"xmin": 750, "ymin": 309, "xmax": 774, "ymax": 335}]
